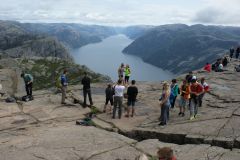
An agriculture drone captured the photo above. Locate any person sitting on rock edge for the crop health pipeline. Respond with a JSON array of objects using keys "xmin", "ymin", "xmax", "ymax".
[{"xmin": 203, "ymin": 63, "xmax": 211, "ymax": 72}]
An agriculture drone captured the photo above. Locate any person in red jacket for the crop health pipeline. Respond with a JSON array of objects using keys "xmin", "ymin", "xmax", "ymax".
[
  {"xmin": 198, "ymin": 78, "xmax": 209, "ymax": 107},
  {"xmin": 189, "ymin": 77, "xmax": 204, "ymax": 120},
  {"xmin": 204, "ymin": 62, "xmax": 211, "ymax": 72}
]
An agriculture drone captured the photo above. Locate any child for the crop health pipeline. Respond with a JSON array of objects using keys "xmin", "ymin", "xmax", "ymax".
[
  {"xmin": 179, "ymin": 80, "xmax": 190, "ymax": 117},
  {"xmin": 157, "ymin": 147, "xmax": 177, "ymax": 160},
  {"xmin": 103, "ymin": 84, "xmax": 114, "ymax": 113}
]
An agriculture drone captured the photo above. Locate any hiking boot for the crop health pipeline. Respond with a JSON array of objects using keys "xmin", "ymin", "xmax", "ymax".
[
  {"xmin": 189, "ymin": 116, "xmax": 195, "ymax": 121},
  {"xmin": 125, "ymin": 115, "xmax": 129, "ymax": 118},
  {"xmin": 158, "ymin": 122, "xmax": 166, "ymax": 126},
  {"xmin": 178, "ymin": 112, "xmax": 182, "ymax": 116},
  {"xmin": 181, "ymin": 113, "xmax": 185, "ymax": 117},
  {"xmin": 194, "ymin": 114, "xmax": 200, "ymax": 118}
]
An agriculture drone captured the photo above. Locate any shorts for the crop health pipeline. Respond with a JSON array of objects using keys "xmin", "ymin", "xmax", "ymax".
[
  {"xmin": 179, "ymin": 96, "xmax": 187, "ymax": 108},
  {"xmin": 105, "ymin": 97, "xmax": 113, "ymax": 106},
  {"xmin": 127, "ymin": 99, "xmax": 136, "ymax": 107}
]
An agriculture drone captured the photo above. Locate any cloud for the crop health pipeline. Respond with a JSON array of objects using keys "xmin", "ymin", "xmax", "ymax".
[
  {"xmin": 192, "ymin": 0, "xmax": 240, "ymax": 25},
  {"xmin": 0, "ymin": 0, "xmax": 239, "ymax": 26}
]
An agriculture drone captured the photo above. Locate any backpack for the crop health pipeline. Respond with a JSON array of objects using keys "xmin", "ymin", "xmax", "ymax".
[
  {"xmin": 56, "ymin": 76, "xmax": 62, "ymax": 88},
  {"xmin": 22, "ymin": 95, "xmax": 34, "ymax": 102}
]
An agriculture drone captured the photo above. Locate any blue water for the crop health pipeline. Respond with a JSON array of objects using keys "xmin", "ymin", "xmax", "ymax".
[{"xmin": 71, "ymin": 34, "xmax": 174, "ymax": 81}]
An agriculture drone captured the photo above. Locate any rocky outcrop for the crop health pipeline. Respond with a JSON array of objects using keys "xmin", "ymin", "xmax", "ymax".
[
  {"xmin": 0, "ymin": 21, "xmax": 71, "ymax": 60},
  {"xmin": 123, "ymin": 24, "xmax": 240, "ymax": 74}
]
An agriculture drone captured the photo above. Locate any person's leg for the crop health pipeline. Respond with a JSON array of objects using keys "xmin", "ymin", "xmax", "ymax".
[
  {"xmin": 25, "ymin": 84, "xmax": 29, "ymax": 96},
  {"xmin": 109, "ymin": 97, "xmax": 113, "ymax": 112},
  {"xmin": 131, "ymin": 100, "xmax": 135, "ymax": 117},
  {"xmin": 195, "ymin": 98, "xmax": 199, "ymax": 117},
  {"xmin": 118, "ymin": 97, "xmax": 123, "ymax": 119},
  {"xmin": 104, "ymin": 97, "xmax": 109, "ymax": 112},
  {"xmin": 83, "ymin": 89, "xmax": 87, "ymax": 106},
  {"xmin": 190, "ymin": 98, "xmax": 195, "ymax": 119},
  {"xmin": 162, "ymin": 105, "xmax": 167, "ymax": 125},
  {"xmin": 29, "ymin": 83, "xmax": 33, "ymax": 96},
  {"xmin": 160, "ymin": 105, "xmax": 164, "ymax": 124},
  {"xmin": 126, "ymin": 99, "xmax": 131, "ymax": 117},
  {"xmin": 61, "ymin": 86, "xmax": 66, "ymax": 103},
  {"xmin": 182, "ymin": 99, "xmax": 186, "ymax": 116},
  {"xmin": 87, "ymin": 89, "xmax": 93, "ymax": 105},
  {"xmin": 112, "ymin": 97, "xmax": 118, "ymax": 118},
  {"xmin": 172, "ymin": 96, "xmax": 177, "ymax": 108}
]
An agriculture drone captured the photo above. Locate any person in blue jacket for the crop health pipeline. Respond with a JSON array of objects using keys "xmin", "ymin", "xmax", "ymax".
[
  {"xmin": 170, "ymin": 79, "xmax": 179, "ymax": 108},
  {"xmin": 61, "ymin": 70, "xmax": 68, "ymax": 104}
]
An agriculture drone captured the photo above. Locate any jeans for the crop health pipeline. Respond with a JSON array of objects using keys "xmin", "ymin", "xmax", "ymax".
[
  {"xmin": 83, "ymin": 89, "xmax": 93, "ymax": 106},
  {"xmin": 161, "ymin": 103, "xmax": 169, "ymax": 124},
  {"xmin": 113, "ymin": 96, "xmax": 123, "ymax": 119},
  {"xmin": 198, "ymin": 93, "xmax": 205, "ymax": 107},
  {"xmin": 171, "ymin": 96, "xmax": 177, "ymax": 108},
  {"xmin": 190, "ymin": 97, "xmax": 198, "ymax": 117},
  {"xmin": 25, "ymin": 82, "xmax": 33, "ymax": 96}
]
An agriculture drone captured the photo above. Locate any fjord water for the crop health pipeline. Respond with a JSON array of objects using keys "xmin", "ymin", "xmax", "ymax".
[{"xmin": 71, "ymin": 34, "xmax": 174, "ymax": 81}]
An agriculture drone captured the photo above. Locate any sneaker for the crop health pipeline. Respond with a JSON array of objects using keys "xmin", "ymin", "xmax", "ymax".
[
  {"xmin": 125, "ymin": 115, "xmax": 129, "ymax": 118},
  {"xmin": 158, "ymin": 122, "xmax": 166, "ymax": 126},
  {"xmin": 178, "ymin": 112, "xmax": 182, "ymax": 116},
  {"xmin": 189, "ymin": 116, "xmax": 195, "ymax": 121},
  {"xmin": 182, "ymin": 113, "xmax": 185, "ymax": 117},
  {"xmin": 194, "ymin": 114, "xmax": 200, "ymax": 118}
]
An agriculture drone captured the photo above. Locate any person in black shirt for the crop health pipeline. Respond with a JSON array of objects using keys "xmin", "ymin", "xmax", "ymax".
[
  {"xmin": 103, "ymin": 84, "xmax": 114, "ymax": 113},
  {"xmin": 126, "ymin": 80, "xmax": 138, "ymax": 117},
  {"xmin": 230, "ymin": 47, "xmax": 234, "ymax": 60},
  {"xmin": 81, "ymin": 72, "xmax": 93, "ymax": 107},
  {"xmin": 236, "ymin": 47, "xmax": 240, "ymax": 59},
  {"xmin": 185, "ymin": 71, "xmax": 193, "ymax": 84}
]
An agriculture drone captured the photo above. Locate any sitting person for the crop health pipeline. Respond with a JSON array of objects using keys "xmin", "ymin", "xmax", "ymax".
[
  {"xmin": 203, "ymin": 63, "xmax": 211, "ymax": 72},
  {"xmin": 235, "ymin": 65, "xmax": 240, "ymax": 72},
  {"xmin": 157, "ymin": 147, "xmax": 177, "ymax": 160},
  {"xmin": 217, "ymin": 63, "xmax": 224, "ymax": 72}
]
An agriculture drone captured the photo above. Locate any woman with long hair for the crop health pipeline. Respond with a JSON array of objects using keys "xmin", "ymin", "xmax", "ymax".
[{"xmin": 159, "ymin": 82, "xmax": 171, "ymax": 126}]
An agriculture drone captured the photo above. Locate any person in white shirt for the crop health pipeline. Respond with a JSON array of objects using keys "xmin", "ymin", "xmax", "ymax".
[{"xmin": 112, "ymin": 79, "xmax": 125, "ymax": 119}]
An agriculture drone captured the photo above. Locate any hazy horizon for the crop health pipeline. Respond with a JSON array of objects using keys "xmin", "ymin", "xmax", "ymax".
[{"xmin": 0, "ymin": 0, "xmax": 240, "ymax": 26}]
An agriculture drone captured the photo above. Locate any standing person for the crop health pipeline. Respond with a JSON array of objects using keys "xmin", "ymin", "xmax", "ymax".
[
  {"xmin": 21, "ymin": 72, "xmax": 33, "ymax": 97},
  {"xmin": 118, "ymin": 63, "xmax": 125, "ymax": 80},
  {"xmin": 178, "ymin": 80, "xmax": 190, "ymax": 117},
  {"xmin": 236, "ymin": 47, "xmax": 240, "ymax": 59},
  {"xmin": 189, "ymin": 78, "xmax": 204, "ymax": 120},
  {"xmin": 60, "ymin": 70, "xmax": 68, "ymax": 104},
  {"xmin": 222, "ymin": 57, "xmax": 228, "ymax": 67},
  {"xmin": 112, "ymin": 80, "xmax": 125, "ymax": 119},
  {"xmin": 124, "ymin": 64, "xmax": 131, "ymax": 85},
  {"xmin": 203, "ymin": 63, "xmax": 211, "ymax": 72},
  {"xmin": 159, "ymin": 82, "xmax": 171, "ymax": 126},
  {"xmin": 170, "ymin": 79, "xmax": 179, "ymax": 109},
  {"xmin": 103, "ymin": 84, "xmax": 114, "ymax": 113},
  {"xmin": 230, "ymin": 47, "xmax": 234, "ymax": 60},
  {"xmin": 198, "ymin": 78, "xmax": 209, "ymax": 107},
  {"xmin": 185, "ymin": 71, "xmax": 193, "ymax": 84},
  {"xmin": 81, "ymin": 72, "xmax": 93, "ymax": 107},
  {"xmin": 126, "ymin": 80, "xmax": 138, "ymax": 117}
]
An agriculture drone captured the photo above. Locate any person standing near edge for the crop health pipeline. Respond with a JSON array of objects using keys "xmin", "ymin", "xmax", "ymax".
[
  {"xmin": 81, "ymin": 72, "xmax": 93, "ymax": 107},
  {"xmin": 126, "ymin": 80, "xmax": 138, "ymax": 117},
  {"xmin": 60, "ymin": 70, "xmax": 68, "ymax": 104},
  {"xmin": 21, "ymin": 72, "xmax": 33, "ymax": 97},
  {"xmin": 112, "ymin": 79, "xmax": 125, "ymax": 119},
  {"xmin": 124, "ymin": 64, "xmax": 131, "ymax": 85}
]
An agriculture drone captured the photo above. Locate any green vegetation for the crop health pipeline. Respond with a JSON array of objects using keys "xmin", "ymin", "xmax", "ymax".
[{"xmin": 18, "ymin": 58, "xmax": 111, "ymax": 90}]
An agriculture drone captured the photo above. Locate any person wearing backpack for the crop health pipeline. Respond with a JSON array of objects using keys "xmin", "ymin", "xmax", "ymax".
[
  {"xmin": 21, "ymin": 72, "xmax": 33, "ymax": 97},
  {"xmin": 178, "ymin": 80, "xmax": 190, "ymax": 117},
  {"xmin": 170, "ymin": 79, "xmax": 179, "ymax": 109},
  {"xmin": 189, "ymin": 78, "xmax": 204, "ymax": 120},
  {"xmin": 60, "ymin": 70, "xmax": 68, "ymax": 104},
  {"xmin": 103, "ymin": 84, "xmax": 114, "ymax": 113}
]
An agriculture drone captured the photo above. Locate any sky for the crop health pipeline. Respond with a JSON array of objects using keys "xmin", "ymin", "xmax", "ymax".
[{"xmin": 0, "ymin": 0, "xmax": 240, "ymax": 26}]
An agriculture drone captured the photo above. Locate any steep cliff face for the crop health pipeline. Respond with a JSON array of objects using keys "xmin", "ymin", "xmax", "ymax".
[
  {"xmin": 123, "ymin": 24, "xmax": 240, "ymax": 74},
  {"xmin": 0, "ymin": 21, "xmax": 71, "ymax": 60}
]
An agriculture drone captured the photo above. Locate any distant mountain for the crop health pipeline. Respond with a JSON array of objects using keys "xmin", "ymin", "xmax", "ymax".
[
  {"xmin": 20, "ymin": 23, "xmax": 117, "ymax": 48},
  {"xmin": 118, "ymin": 25, "xmax": 154, "ymax": 39},
  {"xmin": 0, "ymin": 20, "xmax": 71, "ymax": 60},
  {"xmin": 123, "ymin": 24, "xmax": 240, "ymax": 74}
]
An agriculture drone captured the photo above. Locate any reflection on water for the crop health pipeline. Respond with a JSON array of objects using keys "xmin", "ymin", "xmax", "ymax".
[{"xmin": 71, "ymin": 34, "xmax": 174, "ymax": 81}]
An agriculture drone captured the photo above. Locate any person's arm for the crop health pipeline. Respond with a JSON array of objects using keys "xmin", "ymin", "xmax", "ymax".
[{"xmin": 160, "ymin": 92, "xmax": 169, "ymax": 105}]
